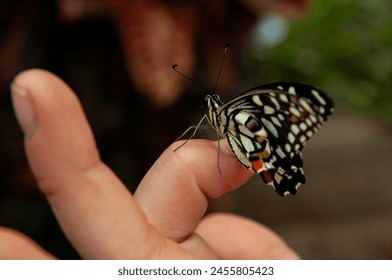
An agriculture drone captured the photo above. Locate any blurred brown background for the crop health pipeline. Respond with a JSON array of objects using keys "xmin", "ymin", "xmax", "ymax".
[{"xmin": 1, "ymin": 0, "xmax": 392, "ymax": 259}]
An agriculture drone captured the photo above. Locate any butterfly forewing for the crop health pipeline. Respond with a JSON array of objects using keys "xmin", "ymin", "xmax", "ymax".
[{"xmin": 208, "ymin": 82, "xmax": 334, "ymax": 196}]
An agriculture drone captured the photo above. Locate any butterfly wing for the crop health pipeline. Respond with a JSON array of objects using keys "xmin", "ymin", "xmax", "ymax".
[{"xmin": 220, "ymin": 82, "xmax": 334, "ymax": 196}]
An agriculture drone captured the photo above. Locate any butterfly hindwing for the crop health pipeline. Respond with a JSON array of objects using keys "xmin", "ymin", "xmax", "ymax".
[
  {"xmin": 208, "ymin": 82, "xmax": 334, "ymax": 196},
  {"xmin": 260, "ymin": 152, "xmax": 305, "ymax": 196}
]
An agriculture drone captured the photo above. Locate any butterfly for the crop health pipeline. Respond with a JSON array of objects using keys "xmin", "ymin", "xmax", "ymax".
[{"xmin": 204, "ymin": 82, "xmax": 334, "ymax": 196}]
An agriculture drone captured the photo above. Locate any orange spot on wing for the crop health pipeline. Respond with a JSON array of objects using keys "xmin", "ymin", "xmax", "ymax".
[
  {"xmin": 256, "ymin": 136, "xmax": 264, "ymax": 144},
  {"xmin": 252, "ymin": 159, "xmax": 264, "ymax": 173},
  {"xmin": 290, "ymin": 115, "xmax": 298, "ymax": 123}
]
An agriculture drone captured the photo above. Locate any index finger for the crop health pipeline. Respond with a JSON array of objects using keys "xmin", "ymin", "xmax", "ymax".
[{"xmin": 134, "ymin": 138, "xmax": 254, "ymax": 243}]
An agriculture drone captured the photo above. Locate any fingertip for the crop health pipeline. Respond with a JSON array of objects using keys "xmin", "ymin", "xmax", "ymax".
[
  {"xmin": 12, "ymin": 69, "xmax": 67, "ymax": 90},
  {"xmin": 0, "ymin": 227, "xmax": 55, "ymax": 260},
  {"xmin": 11, "ymin": 69, "xmax": 68, "ymax": 138},
  {"xmin": 12, "ymin": 68, "xmax": 100, "ymax": 193},
  {"xmin": 12, "ymin": 68, "xmax": 83, "ymax": 125},
  {"xmin": 166, "ymin": 139, "xmax": 253, "ymax": 198}
]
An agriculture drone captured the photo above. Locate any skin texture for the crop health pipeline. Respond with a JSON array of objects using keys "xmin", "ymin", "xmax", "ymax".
[{"xmin": 1, "ymin": 69, "xmax": 299, "ymax": 260}]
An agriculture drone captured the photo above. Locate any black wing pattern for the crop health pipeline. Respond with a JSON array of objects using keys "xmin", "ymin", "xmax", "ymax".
[{"xmin": 219, "ymin": 82, "xmax": 334, "ymax": 196}]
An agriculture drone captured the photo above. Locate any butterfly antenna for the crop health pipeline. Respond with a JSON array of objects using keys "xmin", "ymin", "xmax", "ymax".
[
  {"xmin": 172, "ymin": 64, "xmax": 211, "ymax": 94},
  {"xmin": 213, "ymin": 43, "xmax": 231, "ymax": 94}
]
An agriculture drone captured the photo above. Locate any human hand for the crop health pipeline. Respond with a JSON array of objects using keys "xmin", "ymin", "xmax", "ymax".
[{"xmin": 0, "ymin": 69, "xmax": 299, "ymax": 259}]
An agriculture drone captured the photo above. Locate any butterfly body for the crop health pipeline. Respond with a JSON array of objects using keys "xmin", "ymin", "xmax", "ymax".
[{"xmin": 205, "ymin": 82, "xmax": 334, "ymax": 196}]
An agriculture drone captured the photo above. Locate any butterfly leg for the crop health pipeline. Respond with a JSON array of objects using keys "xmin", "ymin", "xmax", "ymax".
[{"xmin": 174, "ymin": 115, "xmax": 210, "ymax": 151}]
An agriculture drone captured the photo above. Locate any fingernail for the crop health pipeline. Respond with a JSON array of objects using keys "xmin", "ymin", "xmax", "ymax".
[{"xmin": 11, "ymin": 83, "xmax": 36, "ymax": 137}]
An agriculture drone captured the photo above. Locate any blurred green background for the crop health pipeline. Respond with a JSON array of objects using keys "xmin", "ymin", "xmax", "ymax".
[{"xmin": 248, "ymin": 0, "xmax": 392, "ymax": 125}]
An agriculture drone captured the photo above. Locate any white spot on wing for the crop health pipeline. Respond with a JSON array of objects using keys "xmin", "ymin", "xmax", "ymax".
[
  {"xmin": 318, "ymin": 115, "xmax": 324, "ymax": 122},
  {"xmin": 288, "ymin": 132, "xmax": 295, "ymax": 143},
  {"xmin": 288, "ymin": 86, "xmax": 296, "ymax": 94},
  {"xmin": 289, "ymin": 106, "xmax": 301, "ymax": 117},
  {"xmin": 265, "ymin": 162, "xmax": 274, "ymax": 169},
  {"xmin": 234, "ymin": 112, "xmax": 250, "ymax": 125},
  {"xmin": 261, "ymin": 118, "xmax": 279, "ymax": 138},
  {"xmin": 252, "ymin": 95, "xmax": 263, "ymax": 106},
  {"xmin": 240, "ymin": 135, "xmax": 254, "ymax": 150},
  {"xmin": 253, "ymin": 127, "xmax": 268, "ymax": 137},
  {"xmin": 271, "ymin": 116, "xmax": 282, "ymax": 127},
  {"xmin": 279, "ymin": 94, "xmax": 289, "ymax": 102},
  {"xmin": 299, "ymin": 98, "xmax": 315, "ymax": 114},
  {"xmin": 263, "ymin": 105, "xmax": 275, "ymax": 114},
  {"xmin": 311, "ymin": 89, "xmax": 327, "ymax": 105},
  {"xmin": 275, "ymin": 147, "xmax": 286, "ymax": 158},
  {"xmin": 274, "ymin": 173, "xmax": 283, "ymax": 184},
  {"xmin": 270, "ymin": 96, "xmax": 280, "ymax": 110},
  {"xmin": 291, "ymin": 124, "xmax": 300, "ymax": 134},
  {"xmin": 309, "ymin": 115, "xmax": 318, "ymax": 123}
]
